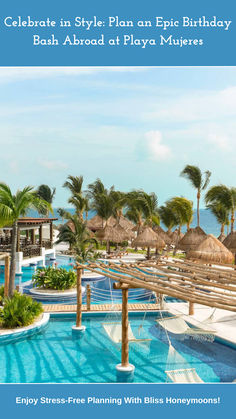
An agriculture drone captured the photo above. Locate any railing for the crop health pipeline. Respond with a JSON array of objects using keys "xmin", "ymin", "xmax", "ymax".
[
  {"xmin": 42, "ymin": 240, "xmax": 52, "ymax": 249},
  {"xmin": 22, "ymin": 246, "xmax": 41, "ymax": 258}
]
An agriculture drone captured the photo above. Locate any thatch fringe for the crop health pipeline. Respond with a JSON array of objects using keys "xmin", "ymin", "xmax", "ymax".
[{"xmin": 187, "ymin": 234, "xmax": 234, "ymax": 264}]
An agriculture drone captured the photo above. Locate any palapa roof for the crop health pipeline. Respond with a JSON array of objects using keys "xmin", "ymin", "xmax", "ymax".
[
  {"xmin": 153, "ymin": 225, "xmax": 172, "ymax": 245},
  {"xmin": 169, "ymin": 228, "xmax": 184, "ymax": 244},
  {"xmin": 107, "ymin": 215, "xmax": 134, "ymax": 231},
  {"xmin": 86, "ymin": 215, "xmax": 104, "ymax": 230},
  {"xmin": 97, "ymin": 223, "xmax": 132, "ymax": 243},
  {"xmin": 87, "ymin": 214, "xmax": 134, "ymax": 232},
  {"xmin": 187, "ymin": 234, "xmax": 234, "ymax": 264},
  {"xmin": 177, "ymin": 226, "xmax": 206, "ymax": 251},
  {"xmin": 132, "ymin": 226, "xmax": 165, "ymax": 249},
  {"xmin": 223, "ymin": 232, "xmax": 236, "ymax": 253}
]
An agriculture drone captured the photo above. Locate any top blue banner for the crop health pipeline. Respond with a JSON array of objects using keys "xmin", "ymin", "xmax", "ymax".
[{"xmin": 0, "ymin": 0, "xmax": 235, "ymax": 66}]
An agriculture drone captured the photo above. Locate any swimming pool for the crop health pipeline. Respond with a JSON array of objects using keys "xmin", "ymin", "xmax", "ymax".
[
  {"xmin": 0, "ymin": 312, "xmax": 235, "ymax": 383},
  {"xmin": 0, "ymin": 255, "xmax": 156, "ymax": 305}
]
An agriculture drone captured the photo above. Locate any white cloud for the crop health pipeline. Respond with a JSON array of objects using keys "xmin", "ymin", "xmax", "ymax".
[
  {"xmin": 145, "ymin": 131, "xmax": 172, "ymax": 161},
  {"xmin": 207, "ymin": 133, "xmax": 232, "ymax": 151},
  {"xmin": 39, "ymin": 160, "xmax": 68, "ymax": 170},
  {"xmin": 143, "ymin": 86, "xmax": 236, "ymax": 123},
  {"xmin": 0, "ymin": 67, "xmax": 147, "ymax": 84}
]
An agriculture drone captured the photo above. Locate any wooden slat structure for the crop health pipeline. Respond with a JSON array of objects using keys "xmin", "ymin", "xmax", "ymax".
[
  {"xmin": 74, "ymin": 258, "xmax": 236, "ymax": 373},
  {"xmin": 77, "ymin": 259, "xmax": 236, "ymax": 312}
]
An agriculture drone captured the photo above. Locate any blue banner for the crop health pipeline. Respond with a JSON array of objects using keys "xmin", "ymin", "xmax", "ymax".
[
  {"xmin": 0, "ymin": 383, "xmax": 234, "ymax": 419},
  {"xmin": 0, "ymin": 0, "xmax": 235, "ymax": 66}
]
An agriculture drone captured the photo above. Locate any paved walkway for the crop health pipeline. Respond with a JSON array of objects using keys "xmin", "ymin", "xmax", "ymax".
[{"xmin": 43, "ymin": 303, "xmax": 160, "ymax": 313}]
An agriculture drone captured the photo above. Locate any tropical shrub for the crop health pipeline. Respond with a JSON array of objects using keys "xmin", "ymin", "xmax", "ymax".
[
  {"xmin": 32, "ymin": 266, "xmax": 76, "ymax": 290},
  {"xmin": 0, "ymin": 292, "xmax": 43, "ymax": 328}
]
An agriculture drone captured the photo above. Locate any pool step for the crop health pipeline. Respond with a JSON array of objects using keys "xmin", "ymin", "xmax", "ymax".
[{"xmin": 43, "ymin": 303, "xmax": 160, "ymax": 313}]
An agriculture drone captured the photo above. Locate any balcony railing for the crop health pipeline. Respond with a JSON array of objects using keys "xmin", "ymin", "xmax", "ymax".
[
  {"xmin": 42, "ymin": 240, "xmax": 52, "ymax": 249},
  {"xmin": 22, "ymin": 246, "xmax": 41, "ymax": 258}
]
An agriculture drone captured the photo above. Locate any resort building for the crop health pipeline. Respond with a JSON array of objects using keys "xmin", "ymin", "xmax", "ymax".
[{"xmin": 0, "ymin": 217, "xmax": 57, "ymax": 274}]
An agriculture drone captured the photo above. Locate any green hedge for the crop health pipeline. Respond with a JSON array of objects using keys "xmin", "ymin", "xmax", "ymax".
[{"xmin": 33, "ymin": 266, "xmax": 77, "ymax": 290}]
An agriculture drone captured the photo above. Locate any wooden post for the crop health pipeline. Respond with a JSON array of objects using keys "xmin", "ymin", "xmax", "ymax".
[
  {"xmin": 189, "ymin": 301, "xmax": 194, "ymax": 315},
  {"xmin": 121, "ymin": 287, "xmax": 129, "ymax": 367},
  {"xmin": 39, "ymin": 225, "xmax": 43, "ymax": 246},
  {"xmin": 4, "ymin": 255, "xmax": 10, "ymax": 297},
  {"xmin": 31, "ymin": 229, "xmax": 35, "ymax": 245},
  {"xmin": 87, "ymin": 284, "xmax": 91, "ymax": 311},
  {"xmin": 76, "ymin": 267, "xmax": 83, "ymax": 327},
  {"xmin": 50, "ymin": 222, "xmax": 53, "ymax": 246},
  {"xmin": 159, "ymin": 293, "xmax": 164, "ymax": 309}
]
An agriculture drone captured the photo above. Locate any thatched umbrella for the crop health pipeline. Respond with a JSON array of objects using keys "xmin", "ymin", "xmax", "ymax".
[
  {"xmin": 87, "ymin": 215, "xmax": 104, "ymax": 232},
  {"xmin": 107, "ymin": 215, "xmax": 135, "ymax": 231},
  {"xmin": 153, "ymin": 225, "xmax": 171, "ymax": 245},
  {"xmin": 187, "ymin": 234, "xmax": 234, "ymax": 264},
  {"xmin": 178, "ymin": 226, "xmax": 206, "ymax": 252},
  {"xmin": 218, "ymin": 232, "xmax": 226, "ymax": 243},
  {"xmin": 132, "ymin": 226, "xmax": 165, "ymax": 259},
  {"xmin": 223, "ymin": 232, "xmax": 236, "ymax": 253},
  {"xmin": 97, "ymin": 223, "xmax": 133, "ymax": 253},
  {"xmin": 169, "ymin": 228, "xmax": 184, "ymax": 245}
]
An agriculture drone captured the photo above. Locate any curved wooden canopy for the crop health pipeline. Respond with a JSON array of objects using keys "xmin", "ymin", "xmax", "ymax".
[{"xmin": 77, "ymin": 258, "xmax": 236, "ymax": 312}]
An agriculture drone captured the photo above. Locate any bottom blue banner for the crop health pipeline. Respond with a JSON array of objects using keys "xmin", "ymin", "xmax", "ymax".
[{"xmin": 0, "ymin": 383, "xmax": 233, "ymax": 419}]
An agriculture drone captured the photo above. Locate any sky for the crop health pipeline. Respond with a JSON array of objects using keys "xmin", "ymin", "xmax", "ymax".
[{"xmin": 0, "ymin": 66, "xmax": 235, "ymax": 208}]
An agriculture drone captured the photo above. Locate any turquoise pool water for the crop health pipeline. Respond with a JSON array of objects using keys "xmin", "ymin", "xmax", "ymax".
[
  {"xmin": 0, "ymin": 313, "xmax": 235, "ymax": 383},
  {"xmin": 0, "ymin": 255, "xmax": 155, "ymax": 305}
]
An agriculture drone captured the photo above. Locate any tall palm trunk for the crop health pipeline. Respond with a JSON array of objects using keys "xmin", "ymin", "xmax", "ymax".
[
  {"xmin": 197, "ymin": 190, "xmax": 200, "ymax": 227},
  {"xmin": 231, "ymin": 208, "xmax": 235, "ymax": 233},
  {"xmin": 9, "ymin": 221, "xmax": 18, "ymax": 297}
]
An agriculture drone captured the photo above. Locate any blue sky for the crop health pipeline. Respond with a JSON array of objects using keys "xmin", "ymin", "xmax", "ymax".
[{"xmin": 0, "ymin": 66, "xmax": 235, "ymax": 207}]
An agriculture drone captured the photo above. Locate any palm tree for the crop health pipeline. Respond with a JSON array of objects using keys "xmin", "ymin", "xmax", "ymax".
[
  {"xmin": 87, "ymin": 179, "xmax": 114, "ymax": 227},
  {"xmin": 125, "ymin": 190, "xmax": 159, "ymax": 232},
  {"xmin": 166, "ymin": 197, "xmax": 193, "ymax": 233},
  {"xmin": 180, "ymin": 165, "xmax": 211, "ymax": 227},
  {"xmin": 37, "ymin": 185, "xmax": 56, "ymax": 217},
  {"xmin": 0, "ymin": 184, "xmax": 51, "ymax": 297},
  {"xmin": 63, "ymin": 175, "xmax": 89, "ymax": 220},
  {"xmin": 63, "ymin": 175, "xmax": 84, "ymax": 195},
  {"xmin": 158, "ymin": 205, "xmax": 178, "ymax": 234},
  {"xmin": 109, "ymin": 190, "xmax": 127, "ymax": 222},
  {"xmin": 206, "ymin": 201, "xmax": 229, "ymax": 235},
  {"xmin": 57, "ymin": 215, "xmax": 99, "ymax": 262},
  {"xmin": 205, "ymin": 185, "xmax": 236, "ymax": 233},
  {"xmin": 57, "ymin": 207, "xmax": 69, "ymax": 224}
]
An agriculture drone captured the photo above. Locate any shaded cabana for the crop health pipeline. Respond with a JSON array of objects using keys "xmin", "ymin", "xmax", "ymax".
[
  {"xmin": 97, "ymin": 223, "xmax": 133, "ymax": 253},
  {"xmin": 223, "ymin": 232, "xmax": 236, "ymax": 254},
  {"xmin": 187, "ymin": 234, "xmax": 234, "ymax": 265},
  {"xmin": 86, "ymin": 215, "xmax": 104, "ymax": 231},
  {"xmin": 169, "ymin": 228, "xmax": 184, "ymax": 245},
  {"xmin": 87, "ymin": 214, "xmax": 134, "ymax": 233},
  {"xmin": 132, "ymin": 226, "xmax": 165, "ymax": 259},
  {"xmin": 177, "ymin": 226, "xmax": 206, "ymax": 252},
  {"xmin": 153, "ymin": 225, "xmax": 171, "ymax": 245}
]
